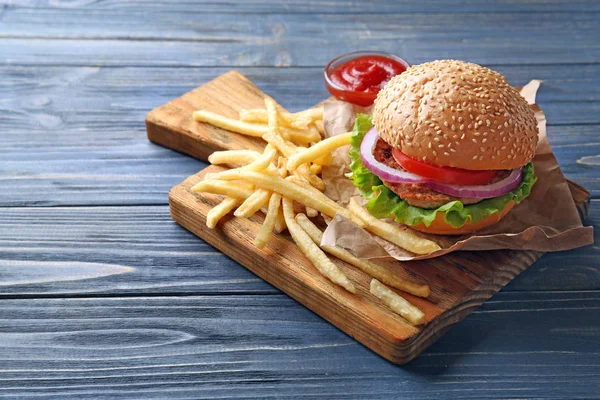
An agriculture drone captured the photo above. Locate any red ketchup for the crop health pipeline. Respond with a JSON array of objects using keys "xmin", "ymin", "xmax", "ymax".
[{"xmin": 325, "ymin": 51, "xmax": 410, "ymax": 107}]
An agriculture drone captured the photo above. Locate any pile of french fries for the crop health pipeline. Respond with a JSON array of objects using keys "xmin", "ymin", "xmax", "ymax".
[{"xmin": 191, "ymin": 98, "xmax": 441, "ymax": 326}]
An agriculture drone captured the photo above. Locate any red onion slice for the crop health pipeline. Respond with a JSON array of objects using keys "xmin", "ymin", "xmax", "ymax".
[
  {"xmin": 425, "ymin": 168, "xmax": 523, "ymax": 198},
  {"xmin": 359, "ymin": 127, "xmax": 524, "ymax": 199},
  {"xmin": 360, "ymin": 127, "xmax": 427, "ymax": 184}
]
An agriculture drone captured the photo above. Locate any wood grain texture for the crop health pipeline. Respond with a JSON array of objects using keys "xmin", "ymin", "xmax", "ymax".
[
  {"xmin": 0, "ymin": 203, "xmax": 596, "ymax": 297},
  {"xmin": 1, "ymin": 292, "xmax": 597, "ymax": 399},
  {"xmin": 1, "ymin": 10, "xmax": 599, "ymax": 66},
  {"xmin": 5, "ymin": 0, "xmax": 600, "ymax": 13},
  {"xmin": 1, "ymin": 65, "xmax": 599, "ymax": 207}
]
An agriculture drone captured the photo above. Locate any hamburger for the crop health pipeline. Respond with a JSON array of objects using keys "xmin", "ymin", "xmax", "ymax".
[{"xmin": 348, "ymin": 60, "xmax": 538, "ymax": 235}]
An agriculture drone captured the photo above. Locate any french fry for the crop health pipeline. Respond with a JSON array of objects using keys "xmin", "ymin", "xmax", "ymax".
[
  {"xmin": 263, "ymin": 132, "xmax": 324, "ymax": 190},
  {"xmin": 284, "ymin": 175, "xmax": 363, "ymax": 227},
  {"xmin": 265, "ymin": 97, "xmax": 289, "ymax": 141},
  {"xmin": 370, "ymin": 279, "xmax": 425, "ymax": 325},
  {"xmin": 306, "ymin": 207, "xmax": 319, "ymax": 218},
  {"xmin": 274, "ymin": 210, "xmax": 286, "ymax": 233},
  {"xmin": 287, "ymin": 132, "xmax": 351, "ymax": 170},
  {"xmin": 208, "ymin": 150, "xmax": 260, "ymax": 166},
  {"xmin": 215, "ymin": 171, "xmax": 360, "ymax": 226},
  {"xmin": 295, "ymin": 107, "xmax": 324, "ymax": 122},
  {"xmin": 313, "ymin": 120, "xmax": 325, "ymax": 135},
  {"xmin": 209, "ymin": 160, "xmax": 281, "ymax": 181},
  {"xmin": 240, "ymin": 108, "xmax": 312, "ymax": 130},
  {"xmin": 287, "ymin": 130, "xmax": 320, "ymax": 146},
  {"xmin": 243, "ymin": 144, "xmax": 277, "ymax": 172},
  {"xmin": 312, "ymin": 152, "xmax": 333, "ymax": 166},
  {"xmin": 298, "ymin": 169, "xmax": 325, "ymax": 191},
  {"xmin": 206, "ymin": 197, "xmax": 241, "ymax": 229},
  {"xmin": 263, "ymin": 132, "xmax": 297, "ymax": 158},
  {"xmin": 277, "ymin": 157, "xmax": 288, "ymax": 178},
  {"xmin": 289, "ymin": 116, "xmax": 312, "ymax": 130},
  {"xmin": 254, "ymin": 193, "xmax": 282, "ymax": 248},
  {"xmin": 348, "ymin": 198, "xmax": 441, "ymax": 255},
  {"xmin": 309, "ymin": 164, "xmax": 322, "ymax": 175},
  {"xmin": 234, "ymin": 188, "xmax": 272, "ymax": 218},
  {"xmin": 191, "ymin": 180, "xmax": 254, "ymax": 199},
  {"xmin": 295, "ymin": 214, "xmax": 430, "ymax": 298},
  {"xmin": 194, "ymin": 110, "xmax": 266, "ymax": 137},
  {"xmin": 282, "ymin": 198, "xmax": 355, "ymax": 293},
  {"xmin": 239, "ymin": 109, "xmax": 268, "ymax": 124},
  {"xmin": 195, "ymin": 110, "xmax": 317, "ymax": 144}
]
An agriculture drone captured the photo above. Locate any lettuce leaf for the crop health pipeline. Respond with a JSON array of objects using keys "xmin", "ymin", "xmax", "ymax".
[{"xmin": 347, "ymin": 114, "xmax": 537, "ymax": 228}]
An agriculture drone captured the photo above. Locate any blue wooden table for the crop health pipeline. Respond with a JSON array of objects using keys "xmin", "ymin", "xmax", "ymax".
[{"xmin": 1, "ymin": 1, "xmax": 599, "ymax": 398}]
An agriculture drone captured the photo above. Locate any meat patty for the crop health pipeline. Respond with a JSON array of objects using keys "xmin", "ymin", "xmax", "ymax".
[{"xmin": 372, "ymin": 139, "xmax": 485, "ymax": 209}]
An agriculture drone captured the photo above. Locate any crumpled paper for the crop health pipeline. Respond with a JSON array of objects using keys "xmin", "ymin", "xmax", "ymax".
[{"xmin": 320, "ymin": 81, "xmax": 594, "ymax": 261}]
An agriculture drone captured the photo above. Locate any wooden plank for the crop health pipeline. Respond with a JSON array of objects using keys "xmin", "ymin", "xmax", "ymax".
[
  {"xmin": 0, "ymin": 12, "xmax": 599, "ymax": 66},
  {"xmin": 0, "ymin": 205, "xmax": 274, "ymax": 295},
  {"xmin": 0, "ymin": 292, "xmax": 598, "ymax": 399},
  {"xmin": 1, "ymin": 65, "xmax": 599, "ymax": 207},
  {"xmin": 0, "ymin": 203, "xmax": 597, "ymax": 297},
  {"xmin": 5, "ymin": 0, "xmax": 600, "ymax": 13}
]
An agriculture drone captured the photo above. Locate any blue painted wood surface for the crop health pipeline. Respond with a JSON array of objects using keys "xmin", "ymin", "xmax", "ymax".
[{"xmin": 0, "ymin": 1, "xmax": 598, "ymax": 398}]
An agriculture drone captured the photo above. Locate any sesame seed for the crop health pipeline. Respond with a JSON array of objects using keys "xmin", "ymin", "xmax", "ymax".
[
  {"xmin": 482, "ymin": 138, "xmax": 487, "ymax": 143},
  {"xmin": 479, "ymin": 156, "xmax": 483, "ymax": 160},
  {"xmin": 433, "ymin": 150, "xmax": 437, "ymax": 156},
  {"xmin": 472, "ymin": 155, "xmax": 478, "ymax": 160},
  {"xmin": 480, "ymin": 146, "xmax": 485, "ymax": 152},
  {"xmin": 461, "ymin": 133, "xmax": 466, "ymax": 139},
  {"xmin": 434, "ymin": 137, "xmax": 440, "ymax": 142},
  {"xmin": 472, "ymin": 138, "xmax": 478, "ymax": 143}
]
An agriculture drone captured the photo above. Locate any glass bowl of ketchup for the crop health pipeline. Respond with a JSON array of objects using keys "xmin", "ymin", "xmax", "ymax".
[{"xmin": 324, "ymin": 51, "xmax": 410, "ymax": 107}]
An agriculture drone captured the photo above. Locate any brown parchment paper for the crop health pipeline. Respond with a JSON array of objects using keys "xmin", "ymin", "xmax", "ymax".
[{"xmin": 320, "ymin": 80, "xmax": 594, "ymax": 261}]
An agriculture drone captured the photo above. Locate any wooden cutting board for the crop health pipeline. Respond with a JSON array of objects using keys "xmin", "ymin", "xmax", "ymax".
[{"xmin": 146, "ymin": 71, "xmax": 591, "ymax": 365}]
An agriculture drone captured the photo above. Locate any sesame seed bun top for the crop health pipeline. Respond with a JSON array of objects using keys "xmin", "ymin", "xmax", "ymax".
[{"xmin": 372, "ymin": 60, "xmax": 539, "ymax": 170}]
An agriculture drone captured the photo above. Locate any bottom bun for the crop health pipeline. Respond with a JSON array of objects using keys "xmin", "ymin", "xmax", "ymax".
[{"xmin": 410, "ymin": 200, "xmax": 516, "ymax": 235}]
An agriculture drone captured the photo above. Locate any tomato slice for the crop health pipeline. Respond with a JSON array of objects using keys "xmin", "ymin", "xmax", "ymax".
[{"xmin": 391, "ymin": 148, "xmax": 498, "ymax": 185}]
